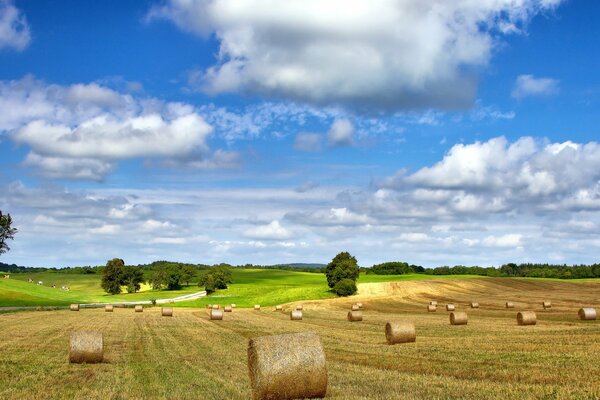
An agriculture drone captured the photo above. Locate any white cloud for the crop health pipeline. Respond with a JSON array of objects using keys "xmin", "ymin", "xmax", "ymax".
[
  {"xmin": 294, "ymin": 132, "xmax": 322, "ymax": 152},
  {"xmin": 89, "ymin": 224, "xmax": 121, "ymax": 235},
  {"xmin": 482, "ymin": 234, "xmax": 523, "ymax": 248},
  {"xmin": 328, "ymin": 118, "xmax": 354, "ymax": 147},
  {"xmin": 23, "ymin": 153, "xmax": 114, "ymax": 181},
  {"xmin": 243, "ymin": 220, "xmax": 292, "ymax": 240},
  {"xmin": 0, "ymin": 77, "xmax": 226, "ymax": 180},
  {"xmin": 140, "ymin": 219, "xmax": 176, "ymax": 232},
  {"xmin": 0, "ymin": 0, "xmax": 30, "ymax": 51},
  {"xmin": 286, "ymin": 207, "xmax": 372, "ymax": 227},
  {"xmin": 399, "ymin": 232, "xmax": 430, "ymax": 242},
  {"xmin": 148, "ymin": 0, "xmax": 563, "ymax": 109},
  {"xmin": 14, "ymin": 111, "xmax": 212, "ymax": 160},
  {"xmin": 512, "ymin": 74, "xmax": 559, "ymax": 99}
]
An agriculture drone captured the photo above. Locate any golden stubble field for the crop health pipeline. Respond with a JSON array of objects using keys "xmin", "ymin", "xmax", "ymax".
[{"xmin": 1, "ymin": 278, "xmax": 599, "ymax": 400}]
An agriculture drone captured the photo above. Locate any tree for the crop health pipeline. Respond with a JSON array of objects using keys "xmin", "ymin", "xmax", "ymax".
[
  {"xmin": 198, "ymin": 265, "xmax": 233, "ymax": 293},
  {"xmin": 149, "ymin": 268, "xmax": 167, "ymax": 290},
  {"xmin": 101, "ymin": 258, "xmax": 125, "ymax": 295},
  {"xmin": 123, "ymin": 266, "xmax": 144, "ymax": 293},
  {"xmin": 180, "ymin": 264, "xmax": 196, "ymax": 286},
  {"xmin": 333, "ymin": 278, "xmax": 357, "ymax": 296},
  {"xmin": 0, "ymin": 210, "xmax": 18, "ymax": 256},
  {"xmin": 165, "ymin": 264, "xmax": 183, "ymax": 290},
  {"xmin": 325, "ymin": 251, "xmax": 359, "ymax": 289}
]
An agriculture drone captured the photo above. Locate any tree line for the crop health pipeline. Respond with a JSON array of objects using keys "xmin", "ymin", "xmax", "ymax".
[{"xmin": 100, "ymin": 258, "xmax": 233, "ymax": 295}]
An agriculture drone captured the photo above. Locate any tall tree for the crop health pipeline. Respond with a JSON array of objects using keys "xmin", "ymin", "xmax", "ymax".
[
  {"xmin": 325, "ymin": 251, "xmax": 359, "ymax": 289},
  {"xmin": 180, "ymin": 264, "xmax": 196, "ymax": 286},
  {"xmin": 123, "ymin": 266, "xmax": 144, "ymax": 293},
  {"xmin": 101, "ymin": 258, "xmax": 125, "ymax": 295},
  {"xmin": 0, "ymin": 210, "xmax": 18, "ymax": 256}
]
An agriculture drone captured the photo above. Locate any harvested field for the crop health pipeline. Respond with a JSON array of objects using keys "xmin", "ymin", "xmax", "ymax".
[{"xmin": 0, "ymin": 278, "xmax": 599, "ymax": 399}]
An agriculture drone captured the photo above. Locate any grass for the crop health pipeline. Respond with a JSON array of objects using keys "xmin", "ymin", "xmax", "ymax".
[
  {"xmin": 2, "ymin": 269, "xmax": 599, "ymax": 308},
  {"xmin": 0, "ymin": 277, "xmax": 599, "ymax": 399},
  {"xmin": 0, "ymin": 272, "xmax": 200, "ymax": 306}
]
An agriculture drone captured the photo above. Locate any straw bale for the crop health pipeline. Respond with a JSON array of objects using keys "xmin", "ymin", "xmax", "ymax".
[
  {"xmin": 69, "ymin": 331, "xmax": 103, "ymax": 364},
  {"xmin": 247, "ymin": 332, "xmax": 327, "ymax": 400},
  {"xmin": 385, "ymin": 321, "xmax": 416, "ymax": 345},
  {"xmin": 450, "ymin": 311, "xmax": 468, "ymax": 325}
]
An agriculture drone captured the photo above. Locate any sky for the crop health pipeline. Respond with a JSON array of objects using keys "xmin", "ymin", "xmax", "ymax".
[{"xmin": 1, "ymin": 0, "xmax": 600, "ymax": 268}]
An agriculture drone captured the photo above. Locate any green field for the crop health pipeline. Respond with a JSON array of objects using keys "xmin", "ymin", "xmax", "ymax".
[
  {"xmin": 0, "ymin": 269, "xmax": 496, "ymax": 308},
  {"xmin": 0, "ymin": 272, "xmax": 200, "ymax": 307},
  {"xmin": 2, "ymin": 269, "xmax": 598, "ymax": 309}
]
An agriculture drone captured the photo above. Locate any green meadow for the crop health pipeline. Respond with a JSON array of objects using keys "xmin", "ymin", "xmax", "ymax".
[{"xmin": 0, "ymin": 269, "xmax": 493, "ymax": 308}]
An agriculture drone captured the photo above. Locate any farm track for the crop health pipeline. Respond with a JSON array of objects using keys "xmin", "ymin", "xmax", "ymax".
[{"xmin": 1, "ymin": 278, "xmax": 599, "ymax": 399}]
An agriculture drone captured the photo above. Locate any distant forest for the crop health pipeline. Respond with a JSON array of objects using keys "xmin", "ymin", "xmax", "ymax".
[{"xmin": 2, "ymin": 260, "xmax": 600, "ymax": 279}]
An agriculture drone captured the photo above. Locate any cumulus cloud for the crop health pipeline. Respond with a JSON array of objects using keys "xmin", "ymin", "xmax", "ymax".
[
  {"xmin": 23, "ymin": 153, "xmax": 114, "ymax": 181},
  {"xmin": 393, "ymin": 137, "xmax": 600, "ymax": 207},
  {"xmin": 243, "ymin": 220, "xmax": 292, "ymax": 240},
  {"xmin": 0, "ymin": 0, "xmax": 30, "ymax": 51},
  {"xmin": 512, "ymin": 74, "xmax": 560, "ymax": 99},
  {"xmin": 328, "ymin": 119, "xmax": 354, "ymax": 147},
  {"xmin": 148, "ymin": 0, "xmax": 563, "ymax": 109},
  {"xmin": 0, "ymin": 77, "xmax": 228, "ymax": 180}
]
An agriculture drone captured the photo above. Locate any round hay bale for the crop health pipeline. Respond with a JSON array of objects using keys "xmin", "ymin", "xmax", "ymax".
[
  {"xmin": 429, "ymin": 301, "xmax": 437, "ymax": 306},
  {"xmin": 162, "ymin": 307, "xmax": 173, "ymax": 317},
  {"xmin": 385, "ymin": 321, "xmax": 416, "ymax": 345},
  {"xmin": 207, "ymin": 304, "xmax": 213, "ymax": 309},
  {"xmin": 212, "ymin": 304, "xmax": 220, "ymax": 310},
  {"xmin": 290, "ymin": 310, "xmax": 303, "ymax": 320},
  {"xmin": 275, "ymin": 305, "xmax": 282, "ymax": 311},
  {"xmin": 446, "ymin": 304, "xmax": 455, "ymax": 311},
  {"xmin": 505, "ymin": 302, "xmax": 514, "ymax": 308},
  {"xmin": 296, "ymin": 305, "xmax": 303, "ymax": 311},
  {"xmin": 517, "ymin": 311, "xmax": 537, "ymax": 326},
  {"xmin": 210, "ymin": 309, "xmax": 224, "ymax": 320},
  {"xmin": 351, "ymin": 304, "xmax": 360, "ymax": 311},
  {"xmin": 356, "ymin": 302, "xmax": 363, "ymax": 309},
  {"xmin": 470, "ymin": 302, "xmax": 479, "ymax": 309},
  {"xmin": 105, "ymin": 305, "xmax": 113, "ymax": 313},
  {"xmin": 427, "ymin": 305, "xmax": 437, "ymax": 312},
  {"xmin": 542, "ymin": 301, "xmax": 552, "ymax": 310},
  {"xmin": 135, "ymin": 305, "xmax": 143, "ymax": 313},
  {"xmin": 578, "ymin": 308, "xmax": 597, "ymax": 321},
  {"xmin": 247, "ymin": 332, "xmax": 327, "ymax": 400},
  {"xmin": 231, "ymin": 304, "xmax": 236, "ymax": 308},
  {"xmin": 69, "ymin": 331, "xmax": 103, "ymax": 364},
  {"xmin": 449, "ymin": 311, "xmax": 468, "ymax": 325},
  {"xmin": 347, "ymin": 311, "xmax": 363, "ymax": 322},
  {"xmin": 70, "ymin": 304, "xmax": 79, "ymax": 311},
  {"xmin": 254, "ymin": 305, "xmax": 261, "ymax": 310},
  {"xmin": 224, "ymin": 305, "xmax": 233, "ymax": 312}
]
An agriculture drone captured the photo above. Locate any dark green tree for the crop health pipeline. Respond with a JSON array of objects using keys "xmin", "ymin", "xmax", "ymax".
[
  {"xmin": 325, "ymin": 251, "xmax": 359, "ymax": 289},
  {"xmin": 149, "ymin": 268, "xmax": 167, "ymax": 290},
  {"xmin": 101, "ymin": 258, "xmax": 125, "ymax": 295},
  {"xmin": 123, "ymin": 266, "xmax": 144, "ymax": 293},
  {"xmin": 198, "ymin": 265, "xmax": 232, "ymax": 293},
  {"xmin": 0, "ymin": 210, "xmax": 18, "ymax": 256},
  {"xmin": 199, "ymin": 273, "xmax": 216, "ymax": 294},
  {"xmin": 180, "ymin": 264, "xmax": 196, "ymax": 286},
  {"xmin": 165, "ymin": 264, "xmax": 183, "ymax": 290}
]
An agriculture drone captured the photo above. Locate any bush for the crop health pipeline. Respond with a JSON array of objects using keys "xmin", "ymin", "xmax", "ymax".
[{"xmin": 333, "ymin": 279, "xmax": 357, "ymax": 296}]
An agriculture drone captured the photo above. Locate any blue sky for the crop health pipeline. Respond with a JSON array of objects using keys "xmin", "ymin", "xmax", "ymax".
[{"xmin": 1, "ymin": 0, "xmax": 600, "ymax": 268}]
